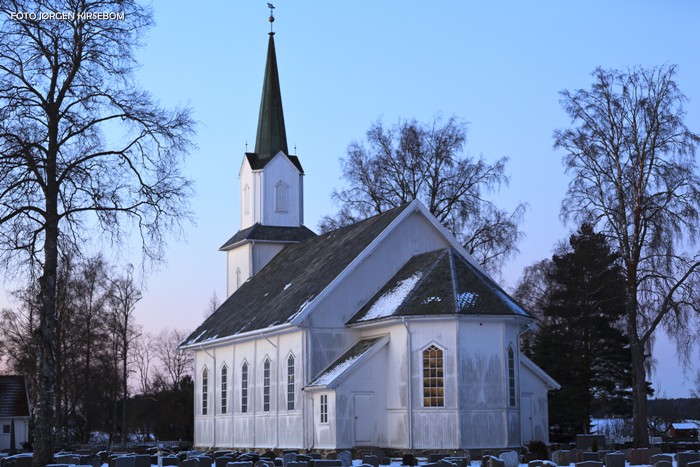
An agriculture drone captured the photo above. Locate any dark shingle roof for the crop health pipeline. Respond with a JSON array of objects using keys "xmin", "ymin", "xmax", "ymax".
[
  {"xmin": 349, "ymin": 247, "xmax": 528, "ymax": 323},
  {"xmin": 245, "ymin": 152, "xmax": 303, "ymax": 173},
  {"xmin": 308, "ymin": 336, "xmax": 385, "ymax": 387},
  {"xmin": 0, "ymin": 376, "xmax": 29, "ymax": 417},
  {"xmin": 220, "ymin": 224, "xmax": 316, "ymax": 250},
  {"xmin": 184, "ymin": 204, "xmax": 410, "ymax": 346}
]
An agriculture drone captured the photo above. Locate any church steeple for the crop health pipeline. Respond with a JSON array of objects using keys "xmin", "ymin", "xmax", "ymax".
[{"xmin": 254, "ymin": 32, "xmax": 288, "ymax": 161}]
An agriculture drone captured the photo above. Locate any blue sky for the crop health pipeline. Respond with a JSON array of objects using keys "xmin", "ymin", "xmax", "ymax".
[{"xmin": 3, "ymin": 1, "xmax": 699, "ymax": 397}]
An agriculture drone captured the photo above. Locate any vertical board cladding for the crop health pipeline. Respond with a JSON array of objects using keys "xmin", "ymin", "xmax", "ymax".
[
  {"xmin": 192, "ymin": 330, "xmax": 304, "ymax": 449},
  {"xmin": 383, "ymin": 324, "xmax": 409, "ymax": 448},
  {"xmin": 262, "ymin": 154, "xmax": 302, "ymax": 227},
  {"xmin": 313, "ymin": 392, "xmax": 337, "ymax": 449},
  {"xmin": 458, "ymin": 319, "xmax": 508, "ymax": 448},
  {"xmin": 520, "ymin": 360, "xmax": 551, "ymax": 444},
  {"xmin": 331, "ymin": 341, "xmax": 389, "ymax": 448},
  {"xmin": 408, "ymin": 320, "xmax": 459, "ymax": 449},
  {"xmin": 226, "ymin": 244, "xmax": 251, "ymax": 297},
  {"xmin": 252, "ymin": 243, "xmax": 285, "ymax": 276},
  {"xmin": 307, "ymin": 329, "xmax": 358, "ymax": 382}
]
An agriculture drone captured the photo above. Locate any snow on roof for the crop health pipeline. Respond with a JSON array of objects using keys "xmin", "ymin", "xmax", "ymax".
[
  {"xmin": 672, "ymin": 422, "xmax": 698, "ymax": 429},
  {"xmin": 357, "ymin": 273, "xmax": 422, "ymax": 321},
  {"xmin": 308, "ymin": 336, "xmax": 387, "ymax": 388}
]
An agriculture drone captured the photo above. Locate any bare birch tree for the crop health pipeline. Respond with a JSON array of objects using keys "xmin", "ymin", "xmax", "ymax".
[
  {"xmin": 0, "ymin": 1, "xmax": 194, "ymax": 463},
  {"xmin": 321, "ymin": 116, "xmax": 525, "ymax": 274},
  {"xmin": 554, "ymin": 65, "xmax": 700, "ymax": 446}
]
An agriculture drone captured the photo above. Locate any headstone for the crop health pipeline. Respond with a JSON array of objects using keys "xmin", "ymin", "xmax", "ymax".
[
  {"xmin": 217, "ymin": 458, "xmax": 234, "ymax": 467},
  {"xmin": 528, "ymin": 462, "xmax": 544, "ymax": 467},
  {"xmin": 228, "ymin": 462, "xmax": 254, "ymax": 467},
  {"xmin": 163, "ymin": 457, "xmax": 179, "ymax": 466},
  {"xmin": 255, "ymin": 461, "xmax": 275, "ymax": 467},
  {"xmin": 552, "ymin": 451, "xmax": 570, "ymax": 466},
  {"xmin": 630, "ymin": 450, "xmax": 649, "ymax": 466},
  {"xmin": 443, "ymin": 458, "xmax": 468, "ymax": 467},
  {"xmin": 274, "ymin": 460, "xmax": 283, "ymax": 467},
  {"xmin": 381, "ymin": 458, "xmax": 390, "ymax": 466},
  {"xmin": 582, "ymin": 453, "xmax": 599, "ymax": 462},
  {"xmin": 604, "ymin": 452, "xmax": 625, "ymax": 467},
  {"xmin": 429, "ymin": 454, "xmax": 448, "ymax": 464},
  {"xmin": 650, "ymin": 455, "xmax": 673, "ymax": 466},
  {"xmin": 55, "ymin": 455, "xmax": 81, "ymax": 465},
  {"xmin": 576, "ymin": 435, "xmax": 606, "ymax": 452},
  {"xmin": 678, "ymin": 452, "xmax": 700, "ymax": 467},
  {"xmin": 262, "ymin": 452, "xmax": 276, "ymax": 461},
  {"xmin": 654, "ymin": 462, "xmax": 672, "ymax": 467},
  {"xmin": 115, "ymin": 457, "xmax": 136, "ymax": 467},
  {"xmin": 286, "ymin": 463, "xmax": 308, "ymax": 467},
  {"xmin": 135, "ymin": 455, "xmax": 151, "ymax": 467},
  {"xmin": 488, "ymin": 457, "xmax": 505, "ymax": 467},
  {"xmin": 296, "ymin": 457, "xmax": 312, "ymax": 464},
  {"xmin": 688, "ymin": 461, "xmax": 700, "ymax": 467},
  {"xmin": 311, "ymin": 461, "xmax": 341, "ymax": 467},
  {"xmin": 283, "ymin": 454, "xmax": 298, "ymax": 467},
  {"xmin": 362, "ymin": 456, "xmax": 379, "ymax": 467},
  {"xmin": 180, "ymin": 459, "xmax": 199, "ymax": 467},
  {"xmin": 438, "ymin": 461, "xmax": 456, "ymax": 467},
  {"xmin": 648, "ymin": 448, "xmax": 662, "ymax": 458},
  {"xmin": 337, "ymin": 452, "xmax": 352, "ymax": 467},
  {"xmin": 500, "ymin": 452, "xmax": 519, "ymax": 467},
  {"xmin": 574, "ymin": 462, "xmax": 603, "ymax": 467}
]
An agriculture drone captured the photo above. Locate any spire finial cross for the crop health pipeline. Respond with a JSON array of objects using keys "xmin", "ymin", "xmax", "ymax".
[{"xmin": 267, "ymin": 3, "xmax": 275, "ymax": 34}]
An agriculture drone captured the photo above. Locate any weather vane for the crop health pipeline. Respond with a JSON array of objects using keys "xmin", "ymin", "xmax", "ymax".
[{"xmin": 268, "ymin": 3, "xmax": 275, "ymax": 34}]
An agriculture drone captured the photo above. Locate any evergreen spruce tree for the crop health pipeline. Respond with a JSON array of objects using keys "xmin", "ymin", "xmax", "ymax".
[{"xmin": 529, "ymin": 224, "xmax": 632, "ymax": 440}]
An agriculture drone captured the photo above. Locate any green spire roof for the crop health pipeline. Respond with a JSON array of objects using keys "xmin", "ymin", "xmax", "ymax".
[{"xmin": 254, "ymin": 33, "xmax": 288, "ymax": 161}]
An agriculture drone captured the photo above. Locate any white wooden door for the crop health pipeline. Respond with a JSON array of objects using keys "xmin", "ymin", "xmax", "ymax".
[
  {"xmin": 354, "ymin": 393, "xmax": 373, "ymax": 445},
  {"xmin": 521, "ymin": 394, "xmax": 534, "ymax": 443}
]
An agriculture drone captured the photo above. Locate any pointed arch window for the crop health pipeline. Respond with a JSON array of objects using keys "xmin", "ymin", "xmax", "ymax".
[
  {"xmin": 221, "ymin": 364, "xmax": 228, "ymax": 414},
  {"xmin": 243, "ymin": 184, "xmax": 250, "ymax": 215},
  {"xmin": 422, "ymin": 345, "xmax": 444, "ymax": 407},
  {"xmin": 235, "ymin": 268, "xmax": 242, "ymax": 289},
  {"xmin": 287, "ymin": 353, "xmax": 295, "ymax": 410},
  {"xmin": 263, "ymin": 357, "xmax": 271, "ymax": 412},
  {"xmin": 508, "ymin": 346, "xmax": 516, "ymax": 407},
  {"xmin": 241, "ymin": 361, "xmax": 249, "ymax": 413},
  {"xmin": 275, "ymin": 181, "xmax": 288, "ymax": 213},
  {"xmin": 201, "ymin": 367, "xmax": 209, "ymax": 415}
]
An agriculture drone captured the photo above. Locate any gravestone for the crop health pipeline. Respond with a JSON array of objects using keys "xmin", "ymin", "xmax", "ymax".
[
  {"xmin": 55, "ymin": 455, "xmax": 81, "ymax": 465},
  {"xmin": 286, "ymin": 462, "xmax": 308, "ymax": 467},
  {"xmin": 688, "ymin": 461, "xmax": 700, "ymax": 467},
  {"xmin": 312, "ymin": 461, "xmax": 341, "ymax": 467},
  {"xmin": 362, "ymin": 456, "xmax": 379, "ymax": 467},
  {"xmin": 678, "ymin": 452, "xmax": 700, "ymax": 467},
  {"xmin": 429, "ymin": 454, "xmax": 448, "ymax": 463},
  {"xmin": 630, "ymin": 449, "xmax": 649, "ymax": 466},
  {"xmin": 551, "ymin": 451, "xmax": 570, "ymax": 466},
  {"xmin": 604, "ymin": 452, "xmax": 625, "ymax": 467},
  {"xmin": 443, "ymin": 457, "xmax": 468, "ymax": 467},
  {"xmin": 135, "ymin": 455, "xmax": 151, "ymax": 467},
  {"xmin": 650, "ymin": 454, "xmax": 673, "ymax": 466},
  {"xmin": 227, "ymin": 462, "xmax": 254, "ymax": 467},
  {"xmin": 582, "ymin": 453, "xmax": 600, "ymax": 462},
  {"xmin": 574, "ymin": 461, "xmax": 603, "ymax": 467},
  {"xmin": 162, "ymin": 457, "xmax": 179, "ymax": 466},
  {"xmin": 337, "ymin": 452, "xmax": 352, "ymax": 467},
  {"xmin": 488, "ymin": 457, "xmax": 505, "ymax": 467},
  {"xmin": 115, "ymin": 457, "xmax": 136, "ymax": 467},
  {"xmin": 262, "ymin": 452, "xmax": 276, "ymax": 461},
  {"xmin": 654, "ymin": 461, "xmax": 672, "ymax": 467},
  {"xmin": 381, "ymin": 458, "xmax": 391, "ymax": 466},
  {"xmin": 500, "ymin": 451, "xmax": 519, "ymax": 467},
  {"xmin": 283, "ymin": 454, "xmax": 298, "ymax": 467},
  {"xmin": 528, "ymin": 462, "xmax": 544, "ymax": 467},
  {"xmin": 217, "ymin": 457, "xmax": 234, "ymax": 467},
  {"xmin": 255, "ymin": 460, "xmax": 275, "ymax": 467}
]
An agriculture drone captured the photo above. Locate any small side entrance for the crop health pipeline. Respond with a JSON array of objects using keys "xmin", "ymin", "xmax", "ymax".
[{"xmin": 353, "ymin": 393, "xmax": 373, "ymax": 446}]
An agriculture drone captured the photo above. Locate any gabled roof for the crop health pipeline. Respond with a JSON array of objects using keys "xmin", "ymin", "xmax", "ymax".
[
  {"xmin": 307, "ymin": 336, "xmax": 389, "ymax": 389},
  {"xmin": 349, "ymin": 247, "xmax": 529, "ymax": 323},
  {"xmin": 220, "ymin": 223, "xmax": 316, "ymax": 251},
  {"xmin": 0, "ymin": 376, "xmax": 30, "ymax": 417},
  {"xmin": 254, "ymin": 33, "xmax": 288, "ymax": 163},
  {"xmin": 183, "ymin": 204, "xmax": 411, "ymax": 347},
  {"xmin": 245, "ymin": 152, "xmax": 303, "ymax": 173},
  {"xmin": 520, "ymin": 354, "xmax": 561, "ymax": 390}
]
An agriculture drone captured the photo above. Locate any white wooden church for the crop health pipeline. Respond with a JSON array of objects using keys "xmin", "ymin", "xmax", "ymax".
[{"xmin": 181, "ymin": 28, "xmax": 559, "ymax": 451}]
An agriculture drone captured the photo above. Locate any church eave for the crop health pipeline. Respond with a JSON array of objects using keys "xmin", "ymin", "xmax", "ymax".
[{"xmin": 179, "ymin": 322, "xmax": 294, "ymax": 350}]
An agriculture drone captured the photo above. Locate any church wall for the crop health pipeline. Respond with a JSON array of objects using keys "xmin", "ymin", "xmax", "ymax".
[
  {"xmin": 0, "ymin": 417, "xmax": 28, "ymax": 451},
  {"xmin": 192, "ymin": 329, "xmax": 304, "ymax": 449},
  {"xmin": 239, "ymin": 161, "xmax": 263, "ymax": 229},
  {"xmin": 408, "ymin": 319, "xmax": 461, "ymax": 449},
  {"xmin": 262, "ymin": 153, "xmax": 302, "ymax": 227},
  {"xmin": 333, "ymin": 341, "xmax": 389, "ymax": 449},
  {"xmin": 455, "ymin": 318, "xmax": 522, "ymax": 449},
  {"xmin": 226, "ymin": 244, "xmax": 251, "ymax": 297},
  {"xmin": 252, "ymin": 243, "xmax": 285, "ymax": 276},
  {"xmin": 520, "ymin": 361, "xmax": 551, "ymax": 444},
  {"xmin": 304, "ymin": 211, "xmax": 450, "ymax": 377}
]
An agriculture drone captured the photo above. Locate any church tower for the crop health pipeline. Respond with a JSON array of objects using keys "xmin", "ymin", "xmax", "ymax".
[{"xmin": 220, "ymin": 28, "xmax": 315, "ymax": 297}]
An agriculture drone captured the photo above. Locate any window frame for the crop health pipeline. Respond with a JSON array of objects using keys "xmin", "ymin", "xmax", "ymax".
[
  {"xmin": 287, "ymin": 353, "xmax": 295, "ymax": 410},
  {"xmin": 201, "ymin": 367, "xmax": 209, "ymax": 415},
  {"xmin": 263, "ymin": 357, "xmax": 271, "ymax": 412},
  {"xmin": 422, "ymin": 344, "xmax": 445, "ymax": 407},
  {"xmin": 320, "ymin": 394, "xmax": 328, "ymax": 424},
  {"xmin": 508, "ymin": 345, "xmax": 516, "ymax": 407},
  {"xmin": 220, "ymin": 364, "xmax": 228, "ymax": 414},
  {"xmin": 275, "ymin": 181, "xmax": 288, "ymax": 213},
  {"xmin": 241, "ymin": 361, "xmax": 249, "ymax": 413}
]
